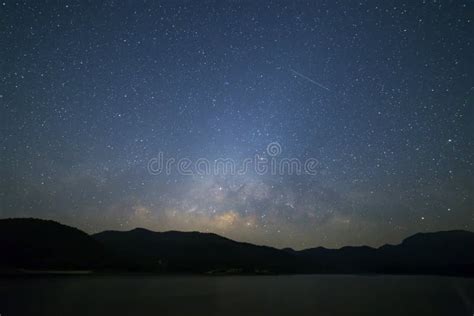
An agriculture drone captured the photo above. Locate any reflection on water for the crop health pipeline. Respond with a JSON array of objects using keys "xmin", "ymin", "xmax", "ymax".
[{"xmin": 1, "ymin": 275, "xmax": 473, "ymax": 316}]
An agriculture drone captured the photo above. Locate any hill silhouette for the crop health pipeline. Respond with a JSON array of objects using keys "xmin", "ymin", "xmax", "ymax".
[
  {"xmin": 0, "ymin": 218, "xmax": 105, "ymax": 270},
  {"xmin": 93, "ymin": 228, "xmax": 297, "ymax": 273},
  {"xmin": 1, "ymin": 218, "xmax": 473, "ymax": 276}
]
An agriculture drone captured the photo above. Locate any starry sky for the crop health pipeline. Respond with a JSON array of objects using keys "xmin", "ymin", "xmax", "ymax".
[{"xmin": 1, "ymin": 0, "xmax": 473, "ymax": 249}]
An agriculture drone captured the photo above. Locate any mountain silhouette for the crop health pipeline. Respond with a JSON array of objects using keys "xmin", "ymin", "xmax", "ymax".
[
  {"xmin": 1, "ymin": 218, "xmax": 473, "ymax": 276},
  {"xmin": 0, "ymin": 218, "xmax": 105, "ymax": 270},
  {"xmin": 93, "ymin": 228, "xmax": 297, "ymax": 273}
]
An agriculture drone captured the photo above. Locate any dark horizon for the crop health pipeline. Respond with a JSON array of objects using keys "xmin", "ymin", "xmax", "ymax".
[
  {"xmin": 2, "ymin": 217, "xmax": 474, "ymax": 277},
  {"xmin": 2, "ymin": 216, "xmax": 474, "ymax": 251}
]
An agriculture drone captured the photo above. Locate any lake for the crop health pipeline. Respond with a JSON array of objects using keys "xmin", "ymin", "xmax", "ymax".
[{"xmin": 1, "ymin": 275, "xmax": 473, "ymax": 315}]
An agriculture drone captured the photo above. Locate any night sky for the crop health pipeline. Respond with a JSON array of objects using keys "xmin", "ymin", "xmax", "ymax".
[{"xmin": 1, "ymin": 1, "xmax": 472, "ymax": 249}]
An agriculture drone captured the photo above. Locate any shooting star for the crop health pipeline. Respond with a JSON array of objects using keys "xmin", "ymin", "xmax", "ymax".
[{"xmin": 290, "ymin": 68, "xmax": 330, "ymax": 91}]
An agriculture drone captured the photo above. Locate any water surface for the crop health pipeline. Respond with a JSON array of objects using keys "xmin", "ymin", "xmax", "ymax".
[{"xmin": 1, "ymin": 275, "xmax": 473, "ymax": 316}]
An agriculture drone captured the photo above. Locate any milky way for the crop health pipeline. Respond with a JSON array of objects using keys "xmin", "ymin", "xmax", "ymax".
[{"xmin": 1, "ymin": 1, "xmax": 472, "ymax": 249}]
